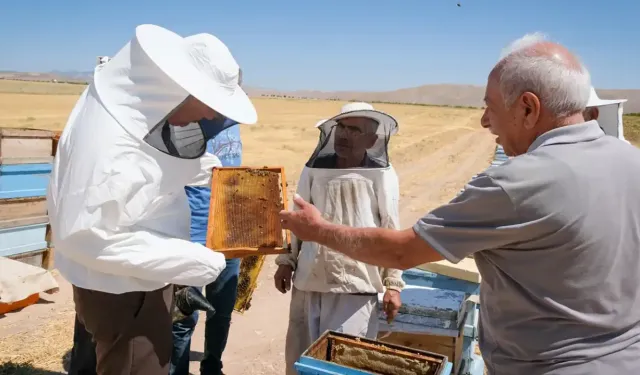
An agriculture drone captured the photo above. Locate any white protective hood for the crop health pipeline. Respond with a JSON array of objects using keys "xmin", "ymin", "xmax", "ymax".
[{"xmin": 47, "ymin": 25, "xmax": 251, "ymax": 293}]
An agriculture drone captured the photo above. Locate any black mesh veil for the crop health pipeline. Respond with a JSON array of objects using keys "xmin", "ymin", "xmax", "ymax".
[
  {"xmin": 143, "ymin": 98, "xmax": 208, "ymax": 159},
  {"xmin": 305, "ymin": 105, "xmax": 398, "ymax": 169}
]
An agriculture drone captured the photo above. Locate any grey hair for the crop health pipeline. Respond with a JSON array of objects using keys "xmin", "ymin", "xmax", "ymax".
[{"xmin": 496, "ymin": 32, "xmax": 591, "ymax": 118}]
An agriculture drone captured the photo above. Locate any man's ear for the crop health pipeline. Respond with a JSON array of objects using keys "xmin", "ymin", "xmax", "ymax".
[{"xmin": 520, "ymin": 92, "xmax": 541, "ymax": 130}]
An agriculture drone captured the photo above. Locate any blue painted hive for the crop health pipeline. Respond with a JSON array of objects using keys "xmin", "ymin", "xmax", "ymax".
[
  {"xmin": 375, "ymin": 268, "xmax": 484, "ymax": 375},
  {"xmin": 0, "ymin": 163, "xmax": 52, "ymax": 199},
  {"xmin": 0, "ymin": 128, "xmax": 55, "ymax": 267},
  {"xmin": 295, "ymin": 330, "xmax": 452, "ymax": 375}
]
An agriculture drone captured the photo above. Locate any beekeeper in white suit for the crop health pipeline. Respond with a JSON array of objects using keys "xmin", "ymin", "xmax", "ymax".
[
  {"xmin": 47, "ymin": 25, "xmax": 257, "ymax": 375},
  {"xmin": 273, "ymin": 102, "xmax": 405, "ymax": 374}
]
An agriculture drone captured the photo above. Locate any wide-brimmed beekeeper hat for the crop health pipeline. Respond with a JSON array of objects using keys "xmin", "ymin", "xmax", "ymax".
[
  {"xmin": 317, "ymin": 102, "xmax": 398, "ymax": 136},
  {"xmin": 586, "ymin": 87, "xmax": 627, "ymax": 108},
  {"xmin": 136, "ymin": 24, "xmax": 257, "ymax": 125},
  {"xmin": 314, "ymin": 119, "xmax": 328, "ymax": 128},
  {"xmin": 307, "ymin": 102, "xmax": 398, "ymax": 169}
]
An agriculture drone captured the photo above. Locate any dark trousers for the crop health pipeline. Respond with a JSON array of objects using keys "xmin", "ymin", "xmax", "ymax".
[
  {"xmin": 73, "ymin": 285, "xmax": 173, "ymax": 375},
  {"xmin": 68, "ymin": 314, "xmax": 97, "ymax": 375},
  {"xmin": 170, "ymin": 258, "xmax": 241, "ymax": 375}
]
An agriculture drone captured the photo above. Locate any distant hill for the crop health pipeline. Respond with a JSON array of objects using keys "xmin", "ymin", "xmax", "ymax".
[
  {"xmin": 245, "ymin": 85, "xmax": 640, "ymax": 113},
  {"xmin": 0, "ymin": 70, "xmax": 92, "ymax": 84},
  {"xmin": 2, "ymin": 71, "xmax": 639, "ymax": 113}
]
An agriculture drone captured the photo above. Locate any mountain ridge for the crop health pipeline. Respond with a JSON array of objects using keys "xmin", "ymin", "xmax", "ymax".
[{"xmin": 2, "ymin": 71, "xmax": 639, "ymax": 112}]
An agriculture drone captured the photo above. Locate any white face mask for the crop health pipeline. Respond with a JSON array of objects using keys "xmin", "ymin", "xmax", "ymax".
[{"xmin": 143, "ymin": 120, "xmax": 208, "ymax": 160}]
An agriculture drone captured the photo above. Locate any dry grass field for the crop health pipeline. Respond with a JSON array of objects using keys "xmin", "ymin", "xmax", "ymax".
[
  {"xmin": 0, "ymin": 79, "xmax": 496, "ymax": 374},
  {"xmin": 3, "ymin": 78, "xmax": 636, "ymax": 374}
]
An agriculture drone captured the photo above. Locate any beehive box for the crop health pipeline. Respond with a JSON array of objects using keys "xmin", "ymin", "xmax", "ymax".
[
  {"xmin": 0, "ymin": 215, "xmax": 49, "ymax": 258},
  {"xmin": 296, "ymin": 331, "xmax": 452, "ymax": 375},
  {"xmin": 0, "ymin": 128, "xmax": 54, "ymax": 164},
  {"xmin": 0, "ymin": 162, "xmax": 52, "ymax": 199},
  {"xmin": 206, "ymin": 167, "xmax": 290, "ymax": 258},
  {"xmin": 0, "ymin": 196, "xmax": 47, "ymax": 222}
]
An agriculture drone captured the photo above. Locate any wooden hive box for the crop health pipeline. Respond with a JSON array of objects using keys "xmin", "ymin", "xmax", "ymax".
[
  {"xmin": 0, "ymin": 215, "xmax": 49, "ymax": 258},
  {"xmin": 0, "ymin": 196, "xmax": 47, "ymax": 222},
  {"xmin": 206, "ymin": 167, "xmax": 291, "ymax": 313},
  {"xmin": 0, "ymin": 162, "xmax": 52, "ymax": 199},
  {"xmin": 376, "ymin": 280, "xmax": 472, "ymax": 374},
  {"xmin": 0, "ymin": 128, "xmax": 54, "ymax": 165},
  {"xmin": 296, "ymin": 330, "xmax": 452, "ymax": 375}
]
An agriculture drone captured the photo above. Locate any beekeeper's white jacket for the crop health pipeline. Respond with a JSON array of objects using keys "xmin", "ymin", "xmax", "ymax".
[
  {"xmin": 276, "ymin": 166, "xmax": 405, "ymax": 293},
  {"xmin": 47, "ymin": 40, "xmax": 226, "ymax": 294}
]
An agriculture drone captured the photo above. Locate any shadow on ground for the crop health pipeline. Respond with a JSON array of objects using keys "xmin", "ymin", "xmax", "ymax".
[
  {"xmin": 61, "ymin": 350, "xmax": 71, "ymax": 372},
  {"xmin": 189, "ymin": 351, "xmax": 204, "ymax": 362},
  {"xmin": 0, "ymin": 362, "xmax": 65, "ymax": 375}
]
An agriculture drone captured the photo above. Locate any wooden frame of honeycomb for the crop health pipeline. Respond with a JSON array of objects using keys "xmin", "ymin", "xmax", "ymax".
[{"xmin": 206, "ymin": 166, "xmax": 291, "ymax": 258}]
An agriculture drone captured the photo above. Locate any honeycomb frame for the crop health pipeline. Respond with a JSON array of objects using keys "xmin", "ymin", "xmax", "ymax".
[{"xmin": 206, "ymin": 166, "xmax": 291, "ymax": 258}]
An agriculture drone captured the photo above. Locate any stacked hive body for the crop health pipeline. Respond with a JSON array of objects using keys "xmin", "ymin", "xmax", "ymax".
[
  {"xmin": 375, "ymin": 269, "xmax": 485, "ymax": 375},
  {"xmin": 0, "ymin": 128, "xmax": 55, "ymax": 269}
]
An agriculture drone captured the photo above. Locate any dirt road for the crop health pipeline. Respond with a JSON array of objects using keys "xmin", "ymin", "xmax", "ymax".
[{"xmin": 0, "ymin": 101, "xmax": 494, "ymax": 374}]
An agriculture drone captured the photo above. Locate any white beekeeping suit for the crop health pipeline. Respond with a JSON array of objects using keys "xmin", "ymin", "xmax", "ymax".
[{"xmin": 47, "ymin": 25, "xmax": 257, "ymax": 294}]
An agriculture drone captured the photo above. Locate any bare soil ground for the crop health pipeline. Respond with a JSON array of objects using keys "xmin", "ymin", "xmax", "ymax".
[{"xmin": 0, "ymin": 81, "xmax": 495, "ymax": 374}]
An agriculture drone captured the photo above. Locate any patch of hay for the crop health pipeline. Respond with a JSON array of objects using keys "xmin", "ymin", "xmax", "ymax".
[{"xmin": 0, "ymin": 309, "xmax": 74, "ymax": 373}]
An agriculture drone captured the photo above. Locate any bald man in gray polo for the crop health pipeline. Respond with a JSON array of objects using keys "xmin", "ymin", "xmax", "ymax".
[
  {"xmin": 417, "ymin": 120, "xmax": 640, "ymax": 374},
  {"xmin": 277, "ymin": 34, "xmax": 640, "ymax": 374}
]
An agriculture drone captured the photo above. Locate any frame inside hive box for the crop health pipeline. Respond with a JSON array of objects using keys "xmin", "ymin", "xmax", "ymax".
[{"xmin": 206, "ymin": 167, "xmax": 291, "ymax": 258}]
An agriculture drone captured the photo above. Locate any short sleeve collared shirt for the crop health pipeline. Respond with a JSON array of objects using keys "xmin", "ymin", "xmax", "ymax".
[{"xmin": 414, "ymin": 121, "xmax": 640, "ymax": 374}]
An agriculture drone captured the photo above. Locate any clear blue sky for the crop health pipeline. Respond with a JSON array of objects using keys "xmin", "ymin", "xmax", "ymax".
[{"xmin": 2, "ymin": 0, "xmax": 638, "ymax": 91}]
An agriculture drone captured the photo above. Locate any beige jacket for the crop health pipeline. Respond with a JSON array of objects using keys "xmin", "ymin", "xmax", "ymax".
[{"xmin": 275, "ymin": 166, "xmax": 405, "ymax": 294}]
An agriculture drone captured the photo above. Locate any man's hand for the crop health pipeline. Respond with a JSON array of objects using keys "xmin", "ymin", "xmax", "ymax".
[
  {"xmin": 279, "ymin": 194, "xmax": 327, "ymax": 242},
  {"xmin": 274, "ymin": 265, "xmax": 294, "ymax": 294},
  {"xmin": 382, "ymin": 289, "xmax": 402, "ymax": 323}
]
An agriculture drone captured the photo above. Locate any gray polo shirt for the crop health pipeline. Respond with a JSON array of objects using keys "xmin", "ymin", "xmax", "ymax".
[{"xmin": 414, "ymin": 121, "xmax": 640, "ymax": 375}]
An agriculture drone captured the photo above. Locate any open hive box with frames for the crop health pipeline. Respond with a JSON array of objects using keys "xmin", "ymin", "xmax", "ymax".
[
  {"xmin": 296, "ymin": 331, "xmax": 451, "ymax": 375},
  {"xmin": 206, "ymin": 167, "xmax": 291, "ymax": 313}
]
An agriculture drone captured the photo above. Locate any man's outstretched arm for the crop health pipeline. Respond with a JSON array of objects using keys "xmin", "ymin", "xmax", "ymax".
[
  {"xmin": 280, "ymin": 175, "xmax": 526, "ymax": 270},
  {"xmin": 314, "ymin": 223, "xmax": 443, "ymax": 270}
]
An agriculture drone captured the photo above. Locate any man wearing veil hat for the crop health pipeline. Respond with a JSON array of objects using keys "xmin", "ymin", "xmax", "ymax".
[
  {"xmin": 47, "ymin": 25, "xmax": 257, "ymax": 374},
  {"xmin": 583, "ymin": 87, "xmax": 628, "ymax": 141},
  {"xmin": 273, "ymin": 102, "xmax": 405, "ymax": 374}
]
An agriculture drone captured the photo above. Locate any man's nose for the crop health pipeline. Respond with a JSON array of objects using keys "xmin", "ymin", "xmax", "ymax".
[{"xmin": 480, "ymin": 109, "xmax": 491, "ymax": 129}]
